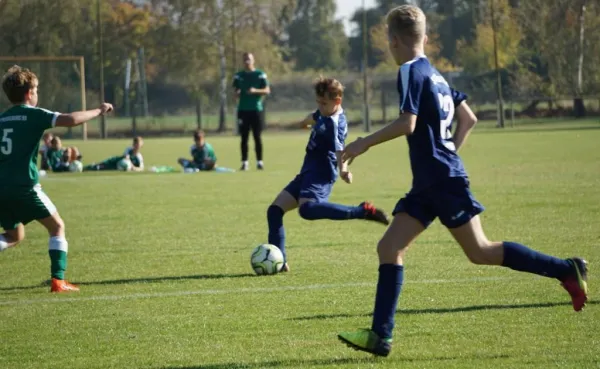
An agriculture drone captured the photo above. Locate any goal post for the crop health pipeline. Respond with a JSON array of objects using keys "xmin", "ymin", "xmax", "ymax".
[{"xmin": 0, "ymin": 56, "xmax": 88, "ymax": 140}]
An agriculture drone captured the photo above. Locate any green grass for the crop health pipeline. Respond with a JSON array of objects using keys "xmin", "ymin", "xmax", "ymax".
[{"xmin": 1, "ymin": 121, "xmax": 599, "ymax": 369}]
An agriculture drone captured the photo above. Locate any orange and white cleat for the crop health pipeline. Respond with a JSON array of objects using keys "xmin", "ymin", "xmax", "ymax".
[{"xmin": 50, "ymin": 278, "xmax": 80, "ymax": 293}]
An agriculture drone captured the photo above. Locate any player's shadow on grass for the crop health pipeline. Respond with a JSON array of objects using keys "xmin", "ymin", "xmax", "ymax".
[
  {"xmin": 75, "ymin": 273, "xmax": 255, "ymax": 286},
  {"xmin": 0, "ymin": 273, "xmax": 255, "ymax": 291},
  {"xmin": 289, "ymin": 300, "xmax": 599, "ymax": 321},
  {"xmin": 162, "ymin": 354, "xmax": 510, "ymax": 369}
]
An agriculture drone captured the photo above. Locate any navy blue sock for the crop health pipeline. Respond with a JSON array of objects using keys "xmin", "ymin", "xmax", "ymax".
[
  {"xmin": 502, "ymin": 241, "xmax": 572, "ymax": 280},
  {"xmin": 267, "ymin": 205, "xmax": 286, "ymax": 260},
  {"xmin": 371, "ymin": 264, "xmax": 404, "ymax": 340},
  {"xmin": 298, "ymin": 201, "xmax": 364, "ymax": 221}
]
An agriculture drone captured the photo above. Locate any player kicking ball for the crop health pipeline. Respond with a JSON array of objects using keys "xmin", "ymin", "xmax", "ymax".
[
  {"xmin": 337, "ymin": 5, "xmax": 588, "ymax": 357},
  {"xmin": 266, "ymin": 77, "xmax": 390, "ymax": 272},
  {"xmin": 0, "ymin": 65, "xmax": 113, "ymax": 292}
]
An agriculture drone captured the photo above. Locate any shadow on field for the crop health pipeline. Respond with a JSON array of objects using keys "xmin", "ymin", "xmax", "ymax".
[
  {"xmin": 160, "ymin": 354, "xmax": 510, "ymax": 369},
  {"xmin": 0, "ymin": 273, "xmax": 255, "ymax": 291},
  {"xmin": 288, "ymin": 300, "xmax": 599, "ymax": 321},
  {"xmin": 480, "ymin": 124, "xmax": 600, "ymax": 135},
  {"xmin": 74, "ymin": 273, "xmax": 256, "ymax": 286}
]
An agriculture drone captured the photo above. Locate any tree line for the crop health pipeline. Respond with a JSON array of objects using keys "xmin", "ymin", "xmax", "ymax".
[{"xmin": 0, "ymin": 0, "xmax": 598, "ymax": 119}]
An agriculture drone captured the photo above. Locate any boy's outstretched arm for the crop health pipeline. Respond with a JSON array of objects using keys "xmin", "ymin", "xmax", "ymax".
[
  {"xmin": 452, "ymin": 102, "xmax": 477, "ymax": 151},
  {"xmin": 55, "ymin": 103, "xmax": 113, "ymax": 127},
  {"xmin": 342, "ymin": 113, "xmax": 416, "ymax": 162}
]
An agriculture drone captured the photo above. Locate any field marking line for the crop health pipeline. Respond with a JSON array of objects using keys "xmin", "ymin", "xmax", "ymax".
[{"xmin": 0, "ymin": 276, "xmax": 511, "ymax": 306}]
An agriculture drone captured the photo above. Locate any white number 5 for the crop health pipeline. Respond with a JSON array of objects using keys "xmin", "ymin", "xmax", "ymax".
[
  {"xmin": 437, "ymin": 93, "xmax": 455, "ymax": 151},
  {"xmin": 1, "ymin": 128, "xmax": 13, "ymax": 155}
]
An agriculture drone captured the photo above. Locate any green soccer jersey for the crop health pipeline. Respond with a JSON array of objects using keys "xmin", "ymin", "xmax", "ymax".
[
  {"xmin": 123, "ymin": 147, "xmax": 144, "ymax": 169},
  {"xmin": 0, "ymin": 105, "xmax": 59, "ymax": 186},
  {"xmin": 191, "ymin": 143, "xmax": 216, "ymax": 164},
  {"xmin": 232, "ymin": 69, "xmax": 269, "ymax": 112},
  {"xmin": 46, "ymin": 148, "xmax": 66, "ymax": 171}
]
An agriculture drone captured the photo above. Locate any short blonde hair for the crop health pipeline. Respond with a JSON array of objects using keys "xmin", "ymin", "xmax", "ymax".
[
  {"xmin": 386, "ymin": 5, "xmax": 426, "ymax": 44},
  {"xmin": 314, "ymin": 76, "xmax": 344, "ymax": 100},
  {"xmin": 2, "ymin": 65, "xmax": 38, "ymax": 103}
]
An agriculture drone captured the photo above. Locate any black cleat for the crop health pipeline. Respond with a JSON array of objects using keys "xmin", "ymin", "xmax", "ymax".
[{"xmin": 360, "ymin": 202, "xmax": 390, "ymax": 225}]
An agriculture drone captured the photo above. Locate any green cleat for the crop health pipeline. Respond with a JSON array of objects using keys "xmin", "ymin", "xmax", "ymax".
[{"xmin": 337, "ymin": 329, "xmax": 392, "ymax": 357}]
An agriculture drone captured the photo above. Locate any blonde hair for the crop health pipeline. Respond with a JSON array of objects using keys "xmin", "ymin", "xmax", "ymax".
[
  {"xmin": 386, "ymin": 5, "xmax": 426, "ymax": 44},
  {"xmin": 314, "ymin": 76, "xmax": 344, "ymax": 100},
  {"xmin": 2, "ymin": 65, "xmax": 38, "ymax": 103}
]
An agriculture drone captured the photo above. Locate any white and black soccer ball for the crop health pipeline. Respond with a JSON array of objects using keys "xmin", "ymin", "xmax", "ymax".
[
  {"xmin": 250, "ymin": 244, "xmax": 284, "ymax": 275},
  {"xmin": 117, "ymin": 158, "xmax": 132, "ymax": 171},
  {"xmin": 69, "ymin": 160, "xmax": 83, "ymax": 173}
]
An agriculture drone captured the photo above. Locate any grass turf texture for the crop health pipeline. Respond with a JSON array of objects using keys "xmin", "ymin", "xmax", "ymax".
[{"xmin": 1, "ymin": 119, "xmax": 599, "ymax": 369}]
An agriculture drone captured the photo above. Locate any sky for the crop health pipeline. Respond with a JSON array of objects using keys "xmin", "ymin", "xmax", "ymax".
[{"xmin": 335, "ymin": 0, "xmax": 377, "ymax": 36}]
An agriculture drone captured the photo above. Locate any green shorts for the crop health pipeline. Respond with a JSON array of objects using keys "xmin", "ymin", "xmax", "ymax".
[{"xmin": 0, "ymin": 184, "xmax": 57, "ymax": 230}]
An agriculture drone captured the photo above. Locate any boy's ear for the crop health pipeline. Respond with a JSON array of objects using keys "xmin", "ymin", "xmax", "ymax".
[{"xmin": 423, "ymin": 34, "xmax": 428, "ymax": 45}]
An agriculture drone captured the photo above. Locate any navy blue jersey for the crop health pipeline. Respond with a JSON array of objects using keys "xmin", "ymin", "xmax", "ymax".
[
  {"xmin": 299, "ymin": 108, "xmax": 348, "ymax": 181},
  {"xmin": 398, "ymin": 56, "xmax": 468, "ymax": 190}
]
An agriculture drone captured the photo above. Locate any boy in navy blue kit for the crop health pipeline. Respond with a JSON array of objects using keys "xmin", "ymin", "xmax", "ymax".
[
  {"xmin": 337, "ymin": 5, "xmax": 588, "ymax": 357},
  {"xmin": 266, "ymin": 77, "xmax": 390, "ymax": 272}
]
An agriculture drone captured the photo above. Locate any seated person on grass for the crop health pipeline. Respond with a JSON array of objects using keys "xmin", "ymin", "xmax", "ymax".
[
  {"xmin": 39, "ymin": 132, "xmax": 53, "ymax": 170},
  {"xmin": 46, "ymin": 136, "xmax": 81, "ymax": 173},
  {"xmin": 177, "ymin": 130, "xmax": 217, "ymax": 171},
  {"xmin": 83, "ymin": 136, "xmax": 145, "ymax": 172}
]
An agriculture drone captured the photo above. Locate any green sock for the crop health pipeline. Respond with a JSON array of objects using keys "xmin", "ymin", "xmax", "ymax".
[{"xmin": 48, "ymin": 236, "xmax": 69, "ymax": 280}]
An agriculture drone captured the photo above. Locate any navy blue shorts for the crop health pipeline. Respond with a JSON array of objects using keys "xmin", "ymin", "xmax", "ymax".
[
  {"xmin": 393, "ymin": 177, "xmax": 484, "ymax": 229},
  {"xmin": 283, "ymin": 173, "xmax": 334, "ymax": 203}
]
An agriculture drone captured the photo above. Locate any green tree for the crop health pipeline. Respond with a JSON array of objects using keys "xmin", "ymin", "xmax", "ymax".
[
  {"xmin": 516, "ymin": 0, "xmax": 600, "ymax": 108},
  {"xmin": 286, "ymin": 0, "xmax": 348, "ymax": 70},
  {"xmin": 456, "ymin": 0, "xmax": 521, "ymax": 74}
]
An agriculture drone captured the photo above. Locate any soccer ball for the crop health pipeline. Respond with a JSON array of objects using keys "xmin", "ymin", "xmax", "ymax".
[
  {"xmin": 69, "ymin": 160, "xmax": 83, "ymax": 173},
  {"xmin": 250, "ymin": 244, "xmax": 284, "ymax": 275},
  {"xmin": 117, "ymin": 158, "xmax": 132, "ymax": 171}
]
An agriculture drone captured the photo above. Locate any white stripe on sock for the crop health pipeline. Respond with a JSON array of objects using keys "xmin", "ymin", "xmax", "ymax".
[{"xmin": 49, "ymin": 236, "xmax": 68, "ymax": 252}]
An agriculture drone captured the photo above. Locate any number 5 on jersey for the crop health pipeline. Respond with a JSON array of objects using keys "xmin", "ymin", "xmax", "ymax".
[
  {"xmin": 437, "ymin": 93, "xmax": 455, "ymax": 151},
  {"xmin": 1, "ymin": 128, "xmax": 13, "ymax": 155}
]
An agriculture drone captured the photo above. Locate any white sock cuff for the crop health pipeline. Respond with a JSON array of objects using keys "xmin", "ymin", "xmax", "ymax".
[
  {"xmin": 0, "ymin": 235, "xmax": 8, "ymax": 251},
  {"xmin": 49, "ymin": 236, "xmax": 68, "ymax": 252}
]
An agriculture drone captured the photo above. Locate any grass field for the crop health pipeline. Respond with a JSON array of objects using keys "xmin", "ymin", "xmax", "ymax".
[
  {"xmin": 1, "ymin": 119, "xmax": 599, "ymax": 369},
  {"xmin": 56, "ymin": 108, "xmax": 599, "ymax": 137}
]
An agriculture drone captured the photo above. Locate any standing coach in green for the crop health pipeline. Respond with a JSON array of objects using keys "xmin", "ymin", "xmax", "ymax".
[{"xmin": 233, "ymin": 52, "xmax": 270, "ymax": 171}]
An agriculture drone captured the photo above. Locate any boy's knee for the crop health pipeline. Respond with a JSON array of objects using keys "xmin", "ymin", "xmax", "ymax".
[
  {"xmin": 376, "ymin": 235, "xmax": 408, "ymax": 257},
  {"xmin": 5, "ymin": 226, "xmax": 25, "ymax": 244},
  {"xmin": 463, "ymin": 241, "xmax": 501, "ymax": 265},
  {"xmin": 267, "ymin": 205, "xmax": 284, "ymax": 220},
  {"xmin": 45, "ymin": 216, "xmax": 65, "ymax": 237},
  {"xmin": 297, "ymin": 202, "xmax": 316, "ymax": 221}
]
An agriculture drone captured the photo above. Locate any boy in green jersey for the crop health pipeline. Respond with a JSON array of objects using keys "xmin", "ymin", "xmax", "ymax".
[
  {"xmin": 46, "ymin": 136, "xmax": 81, "ymax": 172},
  {"xmin": 83, "ymin": 136, "xmax": 144, "ymax": 172},
  {"xmin": 0, "ymin": 65, "xmax": 113, "ymax": 292},
  {"xmin": 177, "ymin": 130, "xmax": 217, "ymax": 171}
]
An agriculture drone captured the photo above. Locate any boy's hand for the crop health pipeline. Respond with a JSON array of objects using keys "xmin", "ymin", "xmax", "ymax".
[
  {"xmin": 248, "ymin": 87, "xmax": 257, "ymax": 94},
  {"xmin": 100, "ymin": 103, "xmax": 113, "ymax": 115},
  {"xmin": 342, "ymin": 137, "xmax": 369, "ymax": 164},
  {"xmin": 340, "ymin": 171, "xmax": 353, "ymax": 184}
]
